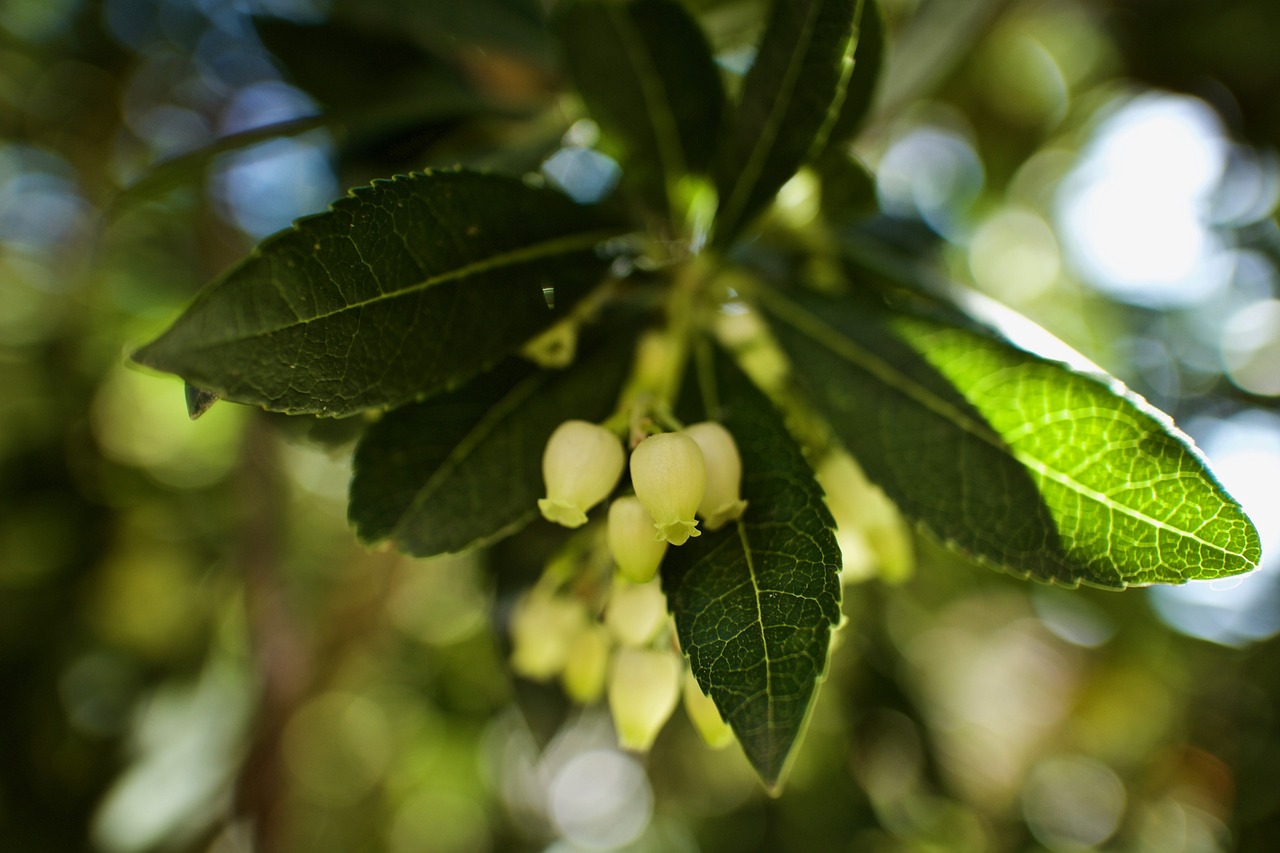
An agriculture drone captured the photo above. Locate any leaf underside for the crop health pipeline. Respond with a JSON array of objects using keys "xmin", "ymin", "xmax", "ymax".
[
  {"xmin": 765, "ymin": 290, "xmax": 1261, "ymax": 588},
  {"xmin": 349, "ymin": 331, "xmax": 636, "ymax": 557},
  {"xmin": 133, "ymin": 170, "xmax": 627, "ymax": 416},
  {"xmin": 664, "ymin": 345, "xmax": 842, "ymax": 791},
  {"xmin": 713, "ymin": 0, "xmax": 861, "ymax": 245},
  {"xmin": 556, "ymin": 0, "xmax": 725, "ymax": 215}
]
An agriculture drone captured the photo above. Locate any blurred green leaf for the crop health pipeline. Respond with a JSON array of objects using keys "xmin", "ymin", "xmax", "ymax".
[
  {"xmin": 765, "ymin": 289, "xmax": 1262, "ymax": 588},
  {"xmin": 820, "ymin": 0, "xmax": 884, "ymax": 152},
  {"xmin": 664, "ymin": 344, "xmax": 841, "ymax": 791},
  {"xmin": 712, "ymin": 0, "xmax": 861, "ymax": 244},
  {"xmin": 133, "ymin": 170, "xmax": 628, "ymax": 416},
  {"xmin": 325, "ymin": 0, "xmax": 553, "ymax": 63},
  {"xmin": 349, "ymin": 333, "xmax": 635, "ymax": 557},
  {"xmin": 255, "ymin": 15, "xmax": 512, "ymax": 160},
  {"xmin": 111, "ymin": 117, "xmax": 325, "ymax": 212},
  {"xmin": 554, "ymin": 0, "xmax": 724, "ymax": 215},
  {"xmin": 814, "ymin": 149, "xmax": 877, "ymax": 222}
]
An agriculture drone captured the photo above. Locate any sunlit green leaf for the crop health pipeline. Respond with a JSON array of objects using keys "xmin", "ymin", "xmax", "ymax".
[
  {"xmin": 133, "ymin": 170, "xmax": 628, "ymax": 416},
  {"xmin": 555, "ymin": 0, "xmax": 724, "ymax": 215},
  {"xmin": 764, "ymin": 289, "xmax": 1262, "ymax": 588},
  {"xmin": 664, "ymin": 345, "xmax": 842, "ymax": 791},
  {"xmin": 712, "ymin": 0, "xmax": 861, "ymax": 244},
  {"xmin": 349, "ymin": 333, "xmax": 635, "ymax": 557}
]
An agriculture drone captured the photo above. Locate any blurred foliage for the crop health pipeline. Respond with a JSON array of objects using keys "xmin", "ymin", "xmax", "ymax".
[{"xmin": 1, "ymin": 0, "xmax": 1279, "ymax": 852}]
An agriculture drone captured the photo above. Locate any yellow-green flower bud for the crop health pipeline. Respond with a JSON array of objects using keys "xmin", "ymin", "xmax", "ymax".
[
  {"xmin": 510, "ymin": 592, "xmax": 589, "ymax": 681},
  {"xmin": 538, "ymin": 420, "xmax": 625, "ymax": 528},
  {"xmin": 561, "ymin": 624, "xmax": 612, "ymax": 704},
  {"xmin": 815, "ymin": 450, "xmax": 915, "ymax": 584},
  {"xmin": 682, "ymin": 672, "xmax": 735, "ymax": 749},
  {"xmin": 629, "ymin": 432, "xmax": 705, "ymax": 545},
  {"xmin": 683, "ymin": 421, "xmax": 748, "ymax": 530},
  {"xmin": 605, "ymin": 578, "xmax": 668, "ymax": 647},
  {"xmin": 608, "ymin": 647, "xmax": 681, "ymax": 752},
  {"xmin": 520, "ymin": 319, "xmax": 577, "ymax": 368},
  {"xmin": 607, "ymin": 496, "xmax": 668, "ymax": 583}
]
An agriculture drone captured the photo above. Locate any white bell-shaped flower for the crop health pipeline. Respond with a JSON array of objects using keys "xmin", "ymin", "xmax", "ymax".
[
  {"xmin": 682, "ymin": 671, "xmax": 735, "ymax": 749},
  {"xmin": 629, "ymin": 432, "xmax": 705, "ymax": 545},
  {"xmin": 683, "ymin": 421, "xmax": 748, "ymax": 529},
  {"xmin": 605, "ymin": 578, "xmax": 668, "ymax": 647},
  {"xmin": 538, "ymin": 420, "xmax": 625, "ymax": 528},
  {"xmin": 608, "ymin": 647, "xmax": 681, "ymax": 752},
  {"xmin": 607, "ymin": 496, "xmax": 668, "ymax": 583}
]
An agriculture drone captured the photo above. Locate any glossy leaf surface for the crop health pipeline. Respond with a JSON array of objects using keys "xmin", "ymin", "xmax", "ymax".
[{"xmin": 134, "ymin": 170, "xmax": 627, "ymax": 416}]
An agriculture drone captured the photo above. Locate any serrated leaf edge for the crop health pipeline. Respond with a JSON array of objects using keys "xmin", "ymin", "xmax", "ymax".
[{"xmin": 762, "ymin": 288, "xmax": 1261, "ymax": 587}]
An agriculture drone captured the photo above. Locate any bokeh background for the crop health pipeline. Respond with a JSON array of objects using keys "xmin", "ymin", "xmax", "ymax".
[{"xmin": 2, "ymin": 0, "xmax": 1279, "ymax": 850}]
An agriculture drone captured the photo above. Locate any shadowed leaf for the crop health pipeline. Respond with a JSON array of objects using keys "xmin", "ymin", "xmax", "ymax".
[
  {"xmin": 555, "ymin": 0, "xmax": 724, "ymax": 215},
  {"xmin": 133, "ymin": 170, "xmax": 628, "ymax": 416}
]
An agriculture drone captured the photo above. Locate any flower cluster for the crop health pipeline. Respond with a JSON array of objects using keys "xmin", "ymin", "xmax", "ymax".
[
  {"xmin": 509, "ymin": 576, "xmax": 733, "ymax": 753},
  {"xmin": 538, "ymin": 418, "xmax": 748, "ymax": 581},
  {"xmin": 519, "ymin": 416, "xmax": 749, "ymax": 751}
]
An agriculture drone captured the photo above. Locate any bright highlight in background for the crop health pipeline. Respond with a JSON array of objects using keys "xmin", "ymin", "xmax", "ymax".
[
  {"xmin": 1056, "ymin": 93, "xmax": 1231, "ymax": 307},
  {"xmin": 1149, "ymin": 410, "xmax": 1280, "ymax": 646}
]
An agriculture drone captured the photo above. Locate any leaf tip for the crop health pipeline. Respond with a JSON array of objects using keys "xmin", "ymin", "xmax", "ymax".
[{"xmin": 185, "ymin": 382, "xmax": 221, "ymax": 420}]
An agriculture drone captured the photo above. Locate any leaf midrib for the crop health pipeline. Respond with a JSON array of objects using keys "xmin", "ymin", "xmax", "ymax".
[
  {"xmin": 806, "ymin": 0, "xmax": 863, "ymax": 161},
  {"xmin": 736, "ymin": 519, "xmax": 777, "ymax": 739},
  {"xmin": 719, "ymin": 0, "xmax": 826, "ymax": 235},
  {"xmin": 162, "ymin": 227, "xmax": 622, "ymax": 352},
  {"xmin": 390, "ymin": 368, "xmax": 549, "ymax": 545},
  {"xmin": 765, "ymin": 291, "xmax": 1251, "ymax": 561},
  {"xmin": 604, "ymin": 2, "xmax": 687, "ymax": 208}
]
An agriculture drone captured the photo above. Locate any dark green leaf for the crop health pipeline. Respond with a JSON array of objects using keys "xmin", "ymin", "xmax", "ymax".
[
  {"xmin": 349, "ymin": 333, "xmax": 635, "ymax": 557},
  {"xmin": 712, "ymin": 0, "xmax": 861, "ymax": 245},
  {"xmin": 814, "ymin": 149, "xmax": 877, "ymax": 223},
  {"xmin": 820, "ymin": 0, "xmax": 884, "ymax": 152},
  {"xmin": 184, "ymin": 383, "xmax": 220, "ymax": 420},
  {"xmin": 133, "ymin": 170, "xmax": 628, "ymax": 416},
  {"xmin": 764, "ymin": 289, "xmax": 1262, "ymax": 588},
  {"xmin": 255, "ymin": 15, "xmax": 510, "ymax": 160},
  {"xmin": 334, "ymin": 0, "xmax": 553, "ymax": 64},
  {"xmin": 664, "ymin": 345, "xmax": 842, "ymax": 791},
  {"xmin": 555, "ymin": 0, "xmax": 725, "ymax": 216}
]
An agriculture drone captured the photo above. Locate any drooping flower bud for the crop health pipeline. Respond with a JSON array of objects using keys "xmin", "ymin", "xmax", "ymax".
[
  {"xmin": 538, "ymin": 420, "xmax": 625, "ymax": 528},
  {"xmin": 520, "ymin": 318, "xmax": 577, "ymax": 368},
  {"xmin": 605, "ymin": 578, "xmax": 668, "ymax": 647},
  {"xmin": 629, "ymin": 432, "xmax": 705, "ymax": 545},
  {"xmin": 608, "ymin": 647, "xmax": 681, "ymax": 752},
  {"xmin": 561, "ymin": 624, "xmax": 612, "ymax": 704},
  {"xmin": 682, "ymin": 671, "xmax": 735, "ymax": 749},
  {"xmin": 607, "ymin": 496, "xmax": 668, "ymax": 583},
  {"xmin": 815, "ymin": 450, "xmax": 914, "ymax": 584},
  {"xmin": 509, "ymin": 592, "xmax": 589, "ymax": 681},
  {"xmin": 683, "ymin": 421, "xmax": 748, "ymax": 530}
]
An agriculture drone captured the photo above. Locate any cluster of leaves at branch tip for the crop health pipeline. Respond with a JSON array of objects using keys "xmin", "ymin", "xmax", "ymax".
[
  {"xmin": 128, "ymin": 0, "xmax": 1264, "ymax": 793},
  {"xmin": 529, "ymin": 414, "xmax": 750, "ymax": 752}
]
